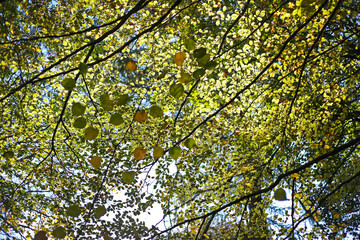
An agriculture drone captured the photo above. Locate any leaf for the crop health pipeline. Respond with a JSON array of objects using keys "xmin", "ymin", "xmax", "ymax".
[
  {"xmin": 103, "ymin": 234, "xmax": 114, "ymax": 240},
  {"xmin": 169, "ymin": 146, "xmax": 181, "ymax": 160},
  {"xmin": 193, "ymin": 47, "xmax": 206, "ymax": 59},
  {"xmin": 149, "ymin": 105, "xmax": 163, "ymax": 118},
  {"xmin": 193, "ymin": 69, "xmax": 206, "ymax": 79},
  {"xmin": 116, "ymin": 94, "xmax": 131, "ymax": 106},
  {"xmin": 274, "ymin": 188, "xmax": 287, "ymax": 201},
  {"xmin": 100, "ymin": 93, "xmax": 114, "ymax": 111},
  {"xmin": 66, "ymin": 205, "xmax": 81, "ymax": 217},
  {"xmin": 179, "ymin": 72, "xmax": 193, "ymax": 84},
  {"xmin": 94, "ymin": 206, "xmax": 106, "ymax": 219},
  {"xmin": 100, "ymin": 93, "xmax": 110, "ymax": 103},
  {"xmin": 73, "ymin": 117, "xmax": 87, "ymax": 129},
  {"xmin": 169, "ymin": 83, "xmax": 184, "ymax": 99},
  {"xmin": 125, "ymin": 60, "xmax": 137, "ymax": 71},
  {"xmin": 184, "ymin": 138, "xmax": 196, "ymax": 149},
  {"xmin": 122, "ymin": 171, "xmax": 135, "ymax": 184},
  {"xmin": 133, "ymin": 147, "xmax": 146, "ymax": 161},
  {"xmin": 34, "ymin": 231, "xmax": 48, "ymax": 240},
  {"xmin": 102, "ymin": 100, "xmax": 114, "ymax": 111},
  {"xmin": 71, "ymin": 102, "xmax": 86, "ymax": 116},
  {"xmin": 109, "ymin": 113, "xmax": 124, "ymax": 125},
  {"xmin": 197, "ymin": 53, "xmax": 210, "ymax": 67},
  {"xmin": 206, "ymin": 60, "xmax": 217, "ymax": 70},
  {"xmin": 85, "ymin": 126, "xmax": 99, "ymax": 140},
  {"xmin": 52, "ymin": 227, "xmax": 66, "ymax": 239},
  {"xmin": 134, "ymin": 111, "xmax": 148, "ymax": 123},
  {"xmin": 184, "ymin": 38, "xmax": 195, "ymax": 51},
  {"xmin": 61, "ymin": 77, "xmax": 76, "ymax": 91},
  {"xmin": 153, "ymin": 146, "xmax": 164, "ymax": 159},
  {"xmin": 79, "ymin": 62, "xmax": 88, "ymax": 75},
  {"xmin": 174, "ymin": 52, "xmax": 186, "ymax": 67},
  {"xmin": 157, "ymin": 71, "xmax": 168, "ymax": 80},
  {"xmin": 3, "ymin": 151, "xmax": 14, "ymax": 159},
  {"xmin": 89, "ymin": 156, "xmax": 102, "ymax": 168}
]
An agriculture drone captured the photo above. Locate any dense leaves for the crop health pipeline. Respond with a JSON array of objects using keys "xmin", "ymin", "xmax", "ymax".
[{"xmin": 0, "ymin": 0, "xmax": 360, "ymax": 239}]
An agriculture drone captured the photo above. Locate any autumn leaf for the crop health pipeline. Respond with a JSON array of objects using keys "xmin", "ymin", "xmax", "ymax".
[
  {"xmin": 133, "ymin": 147, "xmax": 146, "ymax": 161},
  {"xmin": 134, "ymin": 111, "xmax": 148, "ymax": 123},
  {"xmin": 125, "ymin": 60, "xmax": 137, "ymax": 71},
  {"xmin": 174, "ymin": 52, "xmax": 186, "ymax": 67},
  {"xmin": 34, "ymin": 231, "xmax": 48, "ymax": 240},
  {"xmin": 89, "ymin": 156, "xmax": 102, "ymax": 168}
]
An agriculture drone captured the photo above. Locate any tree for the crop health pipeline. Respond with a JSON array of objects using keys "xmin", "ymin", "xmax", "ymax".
[{"xmin": 1, "ymin": 0, "xmax": 359, "ymax": 239}]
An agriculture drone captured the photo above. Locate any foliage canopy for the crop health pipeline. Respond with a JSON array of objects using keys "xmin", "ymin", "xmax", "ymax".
[{"xmin": 1, "ymin": 0, "xmax": 360, "ymax": 239}]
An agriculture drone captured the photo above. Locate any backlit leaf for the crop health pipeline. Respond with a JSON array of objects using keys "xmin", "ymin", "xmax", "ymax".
[
  {"xmin": 174, "ymin": 52, "xmax": 186, "ymax": 67},
  {"xmin": 133, "ymin": 147, "xmax": 146, "ymax": 161},
  {"xmin": 125, "ymin": 60, "xmax": 137, "ymax": 71}
]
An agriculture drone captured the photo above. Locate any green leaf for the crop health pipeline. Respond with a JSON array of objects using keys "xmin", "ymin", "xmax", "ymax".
[
  {"xmin": 169, "ymin": 83, "xmax": 184, "ymax": 99},
  {"xmin": 116, "ymin": 94, "xmax": 131, "ymax": 106},
  {"xmin": 73, "ymin": 117, "xmax": 87, "ymax": 129},
  {"xmin": 149, "ymin": 105, "xmax": 163, "ymax": 118},
  {"xmin": 184, "ymin": 138, "xmax": 196, "ymax": 149},
  {"xmin": 197, "ymin": 53, "xmax": 210, "ymax": 67},
  {"xmin": 71, "ymin": 102, "xmax": 86, "ymax": 116},
  {"xmin": 52, "ymin": 227, "xmax": 66, "ymax": 239},
  {"xmin": 61, "ymin": 78, "xmax": 76, "ymax": 91},
  {"xmin": 274, "ymin": 188, "xmax": 287, "ymax": 201},
  {"xmin": 193, "ymin": 69, "xmax": 206, "ymax": 79},
  {"xmin": 184, "ymin": 38, "xmax": 196, "ymax": 51},
  {"xmin": 179, "ymin": 72, "xmax": 193, "ymax": 84},
  {"xmin": 79, "ymin": 62, "xmax": 88, "ymax": 75},
  {"xmin": 3, "ymin": 151, "xmax": 14, "ymax": 159},
  {"xmin": 100, "ymin": 93, "xmax": 110, "ymax": 104},
  {"xmin": 206, "ymin": 60, "xmax": 217, "ymax": 70},
  {"xmin": 193, "ymin": 48, "xmax": 206, "ymax": 59},
  {"xmin": 94, "ymin": 206, "xmax": 106, "ymax": 219},
  {"xmin": 153, "ymin": 146, "xmax": 164, "ymax": 159},
  {"xmin": 85, "ymin": 126, "xmax": 99, "ymax": 140},
  {"xmin": 109, "ymin": 113, "xmax": 124, "ymax": 125},
  {"xmin": 169, "ymin": 146, "xmax": 181, "ymax": 160},
  {"xmin": 122, "ymin": 171, "xmax": 135, "ymax": 184},
  {"xmin": 66, "ymin": 205, "xmax": 81, "ymax": 217}
]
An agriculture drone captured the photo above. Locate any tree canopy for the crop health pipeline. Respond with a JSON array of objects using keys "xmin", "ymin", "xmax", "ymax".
[{"xmin": 1, "ymin": 0, "xmax": 360, "ymax": 239}]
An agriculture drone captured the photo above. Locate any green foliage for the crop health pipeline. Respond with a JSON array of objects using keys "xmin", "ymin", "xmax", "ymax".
[{"xmin": 1, "ymin": 0, "xmax": 360, "ymax": 239}]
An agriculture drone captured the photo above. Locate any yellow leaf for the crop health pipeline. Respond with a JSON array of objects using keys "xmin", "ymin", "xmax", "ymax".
[
  {"xmin": 334, "ymin": 213, "xmax": 340, "ymax": 219},
  {"xmin": 125, "ymin": 60, "xmax": 137, "ymax": 71},
  {"xmin": 174, "ymin": 52, "xmax": 186, "ymax": 67},
  {"xmin": 133, "ymin": 147, "xmax": 146, "ymax": 161},
  {"xmin": 292, "ymin": 173, "xmax": 300, "ymax": 179},
  {"xmin": 324, "ymin": 144, "xmax": 330, "ymax": 149},
  {"xmin": 89, "ymin": 156, "xmax": 102, "ymax": 168},
  {"xmin": 134, "ymin": 111, "xmax": 147, "ymax": 123},
  {"xmin": 204, "ymin": 234, "xmax": 210, "ymax": 239}
]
